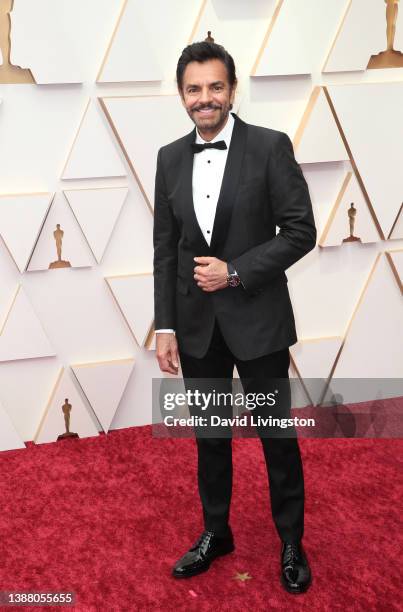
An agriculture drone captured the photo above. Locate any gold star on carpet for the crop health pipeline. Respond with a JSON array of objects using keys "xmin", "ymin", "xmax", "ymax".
[{"xmin": 234, "ymin": 571, "xmax": 252, "ymax": 582}]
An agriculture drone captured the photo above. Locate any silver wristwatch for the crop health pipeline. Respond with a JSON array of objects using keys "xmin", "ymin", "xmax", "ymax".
[{"xmin": 226, "ymin": 262, "xmax": 241, "ymax": 287}]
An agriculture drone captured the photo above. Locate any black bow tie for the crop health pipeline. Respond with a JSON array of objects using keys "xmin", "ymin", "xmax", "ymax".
[{"xmin": 191, "ymin": 140, "xmax": 227, "ymax": 154}]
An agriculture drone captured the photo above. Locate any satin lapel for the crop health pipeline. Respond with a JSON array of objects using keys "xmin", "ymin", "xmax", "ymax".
[{"xmin": 209, "ymin": 113, "xmax": 248, "ymax": 255}]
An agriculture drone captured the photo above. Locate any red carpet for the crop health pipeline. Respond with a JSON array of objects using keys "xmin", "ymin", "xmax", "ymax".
[{"xmin": 0, "ymin": 427, "xmax": 402, "ymax": 611}]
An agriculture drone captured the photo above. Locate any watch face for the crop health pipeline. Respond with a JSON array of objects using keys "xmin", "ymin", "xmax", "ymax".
[{"xmin": 228, "ymin": 275, "xmax": 240, "ymax": 287}]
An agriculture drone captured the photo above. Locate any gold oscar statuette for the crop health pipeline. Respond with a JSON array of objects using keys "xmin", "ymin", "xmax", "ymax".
[
  {"xmin": 57, "ymin": 398, "xmax": 79, "ymax": 440},
  {"xmin": 0, "ymin": 0, "xmax": 35, "ymax": 83},
  {"xmin": 204, "ymin": 31, "xmax": 215, "ymax": 43},
  {"xmin": 368, "ymin": 0, "xmax": 403, "ymax": 68},
  {"xmin": 49, "ymin": 224, "xmax": 71, "ymax": 269},
  {"xmin": 343, "ymin": 203, "xmax": 362, "ymax": 243}
]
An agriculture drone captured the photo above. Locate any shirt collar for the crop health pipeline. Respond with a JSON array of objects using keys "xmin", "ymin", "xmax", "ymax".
[{"xmin": 195, "ymin": 112, "xmax": 235, "ymax": 147}]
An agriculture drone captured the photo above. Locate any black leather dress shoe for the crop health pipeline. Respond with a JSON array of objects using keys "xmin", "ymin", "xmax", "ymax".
[
  {"xmin": 172, "ymin": 529, "xmax": 235, "ymax": 578},
  {"xmin": 280, "ymin": 541, "xmax": 312, "ymax": 594}
]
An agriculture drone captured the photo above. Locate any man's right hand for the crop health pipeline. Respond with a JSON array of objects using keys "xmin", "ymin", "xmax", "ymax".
[{"xmin": 156, "ymin": 333, "xmax": 179, "ymax": 375}]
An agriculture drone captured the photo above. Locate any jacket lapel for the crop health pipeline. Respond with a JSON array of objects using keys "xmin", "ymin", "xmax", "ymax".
[
  {"xmin": 209, "ymin": 113, "xmax": 247, "ymax": 255},
  {"xmin": 180, "ymin": 112, "xmax": 248, "ymax": 256}
]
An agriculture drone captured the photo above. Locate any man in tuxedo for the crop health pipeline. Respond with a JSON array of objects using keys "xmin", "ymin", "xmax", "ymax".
[{"xmin": 153, "ymin": 41, "xmax": 316, "ymax": 594}]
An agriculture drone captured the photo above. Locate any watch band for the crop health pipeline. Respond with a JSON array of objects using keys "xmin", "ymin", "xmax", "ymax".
[{"xmin": 226, "ymin": 262, "xmax": 241, "ymax": 287}]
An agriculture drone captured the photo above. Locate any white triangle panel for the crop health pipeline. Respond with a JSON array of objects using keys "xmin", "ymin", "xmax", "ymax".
[
  {"xmin": 35, "ymin": 368, "xmax": 100, "ymax": 444},
  {"xmin": 291, "ymin": 337, "xmax": 343, "ymax": 380},
  {"xmin": 7, "ymin": 0, "xmax": 85, "ymax": 84},
  {"xmin": 288, "ymin": 355, "xmax": 313, "ymax": 408},
  {"xmin": 254, "ymin": 0, "xmax": 311, "ymax": 76},
  {"xmin": 295, "ymin": 88, "xmax": 349, "ymax": 164},
  {"xmin": 252, "ymin": 0, "xmax": 347, "ymax": 77},
  {"xmin": 0, "ymin": 194, "xmax": 53, "ymax": 272},
  {"xmin": 320, "ymin": 172, "xmax": 379, "ymax": 246},
  {"xmin": 97, "ymin": 0, "xmax": 162, "ymax": 83},
  {"xmin": 71, "ymin": 358, "xmax": 134, "ymax": 432},
  {"xmin": 301, "ymin": 163, "xmax": 346, "ymax": 239},
  {"xmin": 291, "ymin": 337, "xmax": 343, "ymax": 406},
  {"xmin": 101, "ymin": 94, "xmax": 241, "ymax": 211},
  {"xmin": 190, "ymin": 0, "xmax": 276, "ymax": 77},
  {"xmin": 101, "ymin": 95, "xmax": 193, "ymax": 208},
  {"xmin": 106, "ymin": 274, "xmax": 153, "ymax": 346},
  {"xmin": 27, "ymin": 192, "xmax": 94, "ymax": 271},
  {"xmin": 142, "ymin": 0, "xmax": 207, "ymax": 81},
  {"xmin": 0, "ymin": 286, "xmax": 55, "ymax": 362},
  {"xmin": 323, "ymin": 0, "xmax": 403, "ymax": 73},
  {"xmin": 333, "ymin": 255, "xmax": 403, "ymax": 378},
  {"xmin": 62, "ymin": 99, "xmax": 126, "ymax": 180},
  {"xmin": 64, "ymin": 188, "xmax": 128, "ymax": 263},
  {"xmin": 0, "ymin": 400, "xmax": 25, "ymax": 451},
  {"xmin": 328, "ymin": 82, "xmax": 403, "ymax": 238},
  {"xmin": 288, "ymin": 247, "xmax": 380, "ymax": 341}
]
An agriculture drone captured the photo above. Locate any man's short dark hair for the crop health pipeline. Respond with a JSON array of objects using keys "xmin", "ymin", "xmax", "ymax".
[{"xmin": 176, "ymin": 41, "xmax": 237, "ymax": 93}]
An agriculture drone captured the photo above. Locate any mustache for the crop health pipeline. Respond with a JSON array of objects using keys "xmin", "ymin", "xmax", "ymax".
[{"xmin": 193, "ymin": 105, "xmax": 221, "ymax": 112}]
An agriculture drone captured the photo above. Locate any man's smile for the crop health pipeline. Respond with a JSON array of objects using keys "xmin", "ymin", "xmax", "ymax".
[{"xmin": 195, "ymin": 107, "xmax": 219, "ymax": 115}]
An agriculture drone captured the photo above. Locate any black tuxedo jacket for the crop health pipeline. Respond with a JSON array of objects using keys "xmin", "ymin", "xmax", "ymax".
[{"xmin": 153, "ymin": 112, "xmax": 316, "ymax": 360}]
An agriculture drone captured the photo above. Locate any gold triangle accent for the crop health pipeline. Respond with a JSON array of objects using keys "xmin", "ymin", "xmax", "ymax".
[
  {"xmin": 385, "ymin": 249, "xmax": 403, "ymax": 294},
  {"xmin": 144, "ymin": 321, "xmax": 155, "ymax": 349},
  {"xmin": 71, "ymin": 357, "xmax": 134, "ymax": 369},
  {"xmin": 99, "ymin": 94, "xmax": 180, "ymax": 214},
  {"xmin": 0, "ymin": 192, "xmax": 54, "ymax": 272},
  {"xmin": 388, "ymin": 202, "xmax": 403, "ymax": 239},
  {"xmin": 63, "ymin": 187, "xmax": 128, "ymax": 264},
  {"xmin": 319, "ymin": 171, "xmax": 381, "ymax": 246},
  {"xmin": 99, "ymin": 96, "xmax": 155, "ymax": 213},
  {"xmin": 293, "ymin": 86, "xmax": 321, "ymax": 151},
  {"xmin": 289, "ymin": 352, "xmax": 314, "ymax": 407},
  {"xmin": 33, "ymin": 366, "xmax": 64, "ymax": 442},
  {"xmin": 70, "ymin": 359, "xmax": 135, "ymax": 433},
  {"xmin": 0, "ymin": 284, "xmax": 19, "ymax": 336},
  {"xmin": 60, "ymin": 98, "xmax": 91, "ymax": 179},
  {"xmin": 323, "ymin": 87, "xmax": 384, "ymax": 240},
  {"xmin": 96, "ymin": 0, "xmax": 128, "ymax": 82},
  {"xmin": 105, "ymin": 271, "xmax": 152, "ymax": 280},
  {"xmin": 26, "ymin": 193, "xmax": 56, "ymax": 271},
  {"xmin": 319, "ymin": 172, "xmax": 352, "ymax": 245},
  {"xmin": 251, "ymin": 0, "xmax": 285, "ymax": 76},
  {"xmin": 321, "ymin": 0, "xmax": 352, "ymax": 73},
  {"xmin": 317, "ymin": 253, "xmax": 382, "ymax": 405},
  {"xmin": 104, "ymin": 272, "xmax": 154, "ymax": 346},
  {"xmin": 188, "ymin": 0, "xmax": 208, "ymax": 44}
]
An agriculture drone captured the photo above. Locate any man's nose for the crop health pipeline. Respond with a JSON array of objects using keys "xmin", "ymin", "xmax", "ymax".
[{"xmin": 198, "ymin": 87, "xmax": 213, "ymax": 105}]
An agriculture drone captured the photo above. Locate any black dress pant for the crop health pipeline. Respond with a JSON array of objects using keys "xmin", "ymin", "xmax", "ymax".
[{"xmin": 178, "ymin": 318, "xmax": 304, "ymax": 543}]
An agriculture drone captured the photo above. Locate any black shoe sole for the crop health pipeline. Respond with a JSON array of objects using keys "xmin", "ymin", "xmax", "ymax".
[
  {"xmin": 172, "ymin": 543, "xmax": 235, "ymax": 579},
  {"xmin": 280, "ymin": 573, "xmax": 312, "ymax": 594}
]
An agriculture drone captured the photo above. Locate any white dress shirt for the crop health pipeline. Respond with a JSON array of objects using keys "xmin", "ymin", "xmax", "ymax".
[
  {"xmin": 192, "ymin": 112, "xmax": 234, "ymax": 246},
  {"xmin": 155, "ymin": 113, "xmax": 235, "ymax": 334}
]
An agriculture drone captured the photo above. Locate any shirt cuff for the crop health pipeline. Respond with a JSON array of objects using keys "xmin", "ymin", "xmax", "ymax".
[{"xmin": 155, "ymin": 329, "xmax": 176, "ymax": 334}]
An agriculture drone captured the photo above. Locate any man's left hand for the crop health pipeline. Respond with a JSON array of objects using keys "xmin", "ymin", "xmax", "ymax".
[{"xmin": 193, "ymin": 256, "xmax": 228, "ymax": 292}]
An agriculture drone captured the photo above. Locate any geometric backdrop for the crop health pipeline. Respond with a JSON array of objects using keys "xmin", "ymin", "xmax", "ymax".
[{"xmin": 0, "ymin": 0, "xmax": 402, "ymax": 450}]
